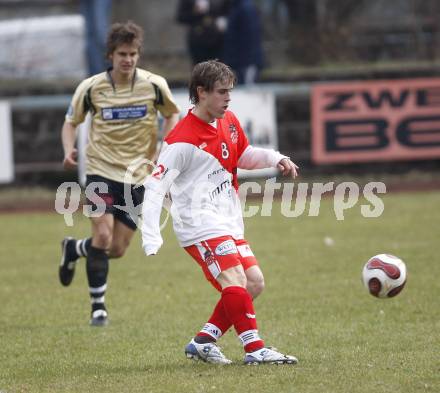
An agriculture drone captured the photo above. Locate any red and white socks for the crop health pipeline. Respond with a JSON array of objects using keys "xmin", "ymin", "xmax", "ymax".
[
  {"xmin": 195, "ymin": 286, "xmax": 264, "ymax": 353},
  {"xmin": 221, "ymin": 286, "xmax": 264, "ymax": 353}
]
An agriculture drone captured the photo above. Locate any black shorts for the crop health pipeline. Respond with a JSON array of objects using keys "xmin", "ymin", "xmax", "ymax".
[{"xmin": 85, "ymin": 174, "xmax": 145, "ymax": 230}]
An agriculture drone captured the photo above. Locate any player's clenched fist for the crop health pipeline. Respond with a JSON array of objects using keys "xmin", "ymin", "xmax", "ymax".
[
  {"xmin": 63, "ymin": 148, "xmax": 78, "ymax": 170},
  {"xmin": 277, "ymin": 158, "xmax": 299, "ymax": 179}
]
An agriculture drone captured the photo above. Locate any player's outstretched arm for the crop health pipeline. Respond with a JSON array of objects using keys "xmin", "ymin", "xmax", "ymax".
[
  {"xmin": 61, "ymin": 121, "xmax": 78, "ymax": 170},
  {"xmin": 141, "ymin": 146, "xmax": 183, "ymax": 256},
  {"xmin": 238, "ymin": 145, "xmax": 299, "ymax": 178},
  {"xmin": 141, "ymin": 179, "xmax": 167, "ymax": 256},
  {"xmin": 277, "ymin": 158, "xmax": 299, "ymax": 179}
]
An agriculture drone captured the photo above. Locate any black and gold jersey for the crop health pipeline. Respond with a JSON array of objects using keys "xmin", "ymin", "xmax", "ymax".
[{"xmin": 66, "ymin": 68, "xmax": 179, "ymax": 184}]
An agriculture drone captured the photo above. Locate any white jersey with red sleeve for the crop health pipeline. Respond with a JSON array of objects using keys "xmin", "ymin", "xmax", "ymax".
[{"xmin": 141, "ymin": 110, "xmax": 287, "ymax": 255}]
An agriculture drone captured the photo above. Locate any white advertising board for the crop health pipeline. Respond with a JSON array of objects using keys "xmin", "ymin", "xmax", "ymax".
[{"xmin": 0, "ymin": 101, "xmax": 14, "ymax": 183}]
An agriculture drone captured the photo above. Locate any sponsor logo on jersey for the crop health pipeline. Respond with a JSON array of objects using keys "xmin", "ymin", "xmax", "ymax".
[
  {"xmin": 204, "ymin": 250, "xmax": 217, "ymax": 266},
  {"xmin": 207, "ymin": 167, "xmax": 226, "ymax": 179},
  {"xmin": 229, "ymin": 124, "xmax": 238, "ymax": 144},
  {"xmin": 215, "ymin": 240, "xmax": 238, "ymax": 256},
  {"xmin": 209, "ymin": 179, "xmax": 231, "ymax": 200},
  {"xmin": 101, "ymin": 105, "xmax": 147, "ymax": 120}
]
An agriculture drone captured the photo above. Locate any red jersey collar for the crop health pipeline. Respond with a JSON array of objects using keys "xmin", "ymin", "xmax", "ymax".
[{"xmin": 188, "ymin": 108, "xmax": 222, "ymax": 133}]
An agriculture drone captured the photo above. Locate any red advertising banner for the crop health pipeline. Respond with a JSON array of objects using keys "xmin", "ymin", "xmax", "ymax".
[{"xmin": 311, "ymin": 78, "xmax": 440, "ymax": 164}]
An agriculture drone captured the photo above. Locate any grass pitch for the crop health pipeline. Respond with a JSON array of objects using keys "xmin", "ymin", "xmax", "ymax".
[{"xmin": 0, "ymin": 191, "xmax": 439, "ymax": 393}]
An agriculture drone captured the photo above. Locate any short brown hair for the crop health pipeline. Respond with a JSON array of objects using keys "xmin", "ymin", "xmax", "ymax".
[
  {"xmin": 189, "ymin": 60, "xmax": 236, "ymax": 104},
  {"xmin": 106, "ymin": 21, "xmax": 144, "ymax": 57}
]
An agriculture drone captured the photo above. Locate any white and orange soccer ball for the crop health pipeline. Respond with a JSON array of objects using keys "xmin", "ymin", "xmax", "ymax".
[{"xmin": 362, "ymin": 254, "xmax": 407, "ymax": 298}]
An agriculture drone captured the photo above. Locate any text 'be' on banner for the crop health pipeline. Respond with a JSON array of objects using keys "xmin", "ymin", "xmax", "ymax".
[{"xmin": 311, "ymin": 78, "xmax": 440, "ymax": 164}]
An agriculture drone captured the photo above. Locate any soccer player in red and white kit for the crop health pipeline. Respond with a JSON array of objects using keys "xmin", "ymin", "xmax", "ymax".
[{"xmin": 141, "ymin": 60, "xmax": 299, "ymax": 365}]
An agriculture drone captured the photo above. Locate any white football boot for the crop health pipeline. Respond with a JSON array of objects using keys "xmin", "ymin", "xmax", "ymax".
[
  {"xmin": 244, "ymin": 347, "xmax": 298, "ymax": 365},
  {"xmin": 185, "ymin": 339, "xmax": 232, "ymax": 365},
  {"xmin": 90, "ymin": 309, "xmax": 108, "ymax": 327}
]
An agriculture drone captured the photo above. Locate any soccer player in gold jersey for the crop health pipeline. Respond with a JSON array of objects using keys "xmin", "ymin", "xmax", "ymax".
[{"xmin": 59, "ymin": 21, "xmax": 180, "ymax": 326}]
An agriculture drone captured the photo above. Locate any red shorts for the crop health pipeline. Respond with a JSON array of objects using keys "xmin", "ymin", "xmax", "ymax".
[{"xmin": 185, "ymin": 236, "xmax": 258, "ymax": 292}]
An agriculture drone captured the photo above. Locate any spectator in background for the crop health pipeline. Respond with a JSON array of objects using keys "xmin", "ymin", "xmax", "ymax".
[
  {"xmin": 80, "ymin": 0, "xmax": 112, "ymax": 75},
  {"xmin": 259, "ymin": 0, "xmax": 289, "ymax": 35},
  {"xmin": 177, "ymin": 0, "xmax": 230, "ymax": 65},
  {"xmin": 223, "ymin": 0, "xmax": 264, "ymax": 84}
]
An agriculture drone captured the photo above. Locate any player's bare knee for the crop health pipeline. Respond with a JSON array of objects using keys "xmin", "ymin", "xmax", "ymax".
[
  {"xmin": 109, "ymin": 244, "xmax": 126, "ymax": 258},
  {"xmin": 247, "ymin": 276, "xmax": 265, "ymax": 299},
  {"xmin": 218, "ymin": 265, "xmax": 247, "ymax": 288},
  {"xmin": 109, "ymin": 237, "xmax": 130, "ymax": 258},
  {"xmin": 236, "ymin": 273, "xmax": 247, "ymax": 288},
  {"xmin": 93, "ymin": 228, "xmax": 112, "ymax": 250}
]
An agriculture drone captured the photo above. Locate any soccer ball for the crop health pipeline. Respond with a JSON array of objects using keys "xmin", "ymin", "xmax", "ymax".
[{"xmin": 362, "ymin": 254, "xmax": 407, "ymax": 298}]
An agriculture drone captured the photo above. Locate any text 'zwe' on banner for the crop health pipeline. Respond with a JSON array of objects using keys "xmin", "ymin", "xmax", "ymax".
[{"xmin": 311, "ymin": 78, "xmax": 440, "ymax": 164}]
